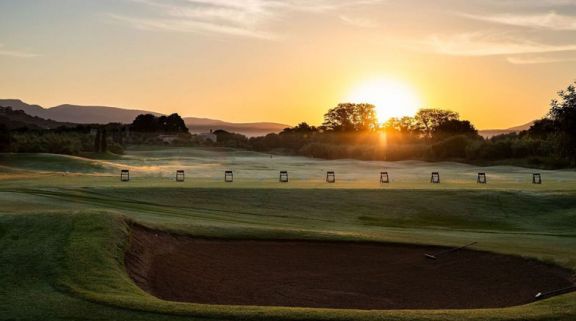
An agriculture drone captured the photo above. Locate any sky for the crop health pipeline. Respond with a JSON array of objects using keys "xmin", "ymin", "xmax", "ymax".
[{"xmin": 1, "ymin": 0, "xmax": 576, "ymax": 129}]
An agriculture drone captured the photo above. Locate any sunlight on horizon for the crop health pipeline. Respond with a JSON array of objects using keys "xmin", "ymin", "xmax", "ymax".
[{"xmin": 346, "ymin": 79, "xmax": 422, "ymax": 123}]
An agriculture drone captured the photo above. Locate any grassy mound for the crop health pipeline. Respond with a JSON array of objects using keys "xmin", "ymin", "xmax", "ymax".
[
  {"xmin": 0, "ymin": 212, "xmax": 205, "ymax": 321},
  {"xmin": 1, "ymin": 207, "xmax": 575, "ymax": 321},
  {"xmin": 1, "ymin": 148, "xmax": 575, "ymax": 320},
  {"xmin": 0, "ymin": 153, "xmax": 118, "ymax": 174}
]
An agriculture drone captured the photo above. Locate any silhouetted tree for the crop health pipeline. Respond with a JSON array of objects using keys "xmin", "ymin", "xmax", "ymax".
[
  {"xmin": 0, "ymin": 124, "xmax": 10, "ymax": 152},
  {"xmin": 131, "ymin": 114, "xmax": 159, "ymax": 132},
  {"xmin": 281, "ymin": 122, "xmax": 318, "ymax": 134},
  {"xmin": 528, "ymin": 118, "xmax": 556, "ymax": 138},
  {"xmin": 213, "ymin": 129, "xmax": 248, "ymax": 148},
  {"xmin": 415, "ymin": 109, "xmax": 459, "ymax": 138},
  {"xmin": 131, "ymin": 113, "xmax": 188, "ymax": 133},
  {"xmin": 100, "ymin": 128, "xmax": 107, "ymax": 152},
  {"xmin": 94, "ymin": 128, "xmax": 101, "ymax": 152},
  {"xmin": 432, "ymin": 119, "xmax": 479, "ymax": 139},
  {"xmin": 162, "ymin": 113, "xmax": 189, "ymax": 133},
  {"xmin": 549, "ymin": 81, "xmax": 576, "ymax": 163},
  {"xmin": 322, "ymin": 103, "xmax": 378, "ymax": 132}
]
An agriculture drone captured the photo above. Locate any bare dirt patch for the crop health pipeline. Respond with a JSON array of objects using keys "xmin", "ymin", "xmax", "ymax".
[{"xmin": 125, "ymin": 225, "xmax": 574, "ymax": 310}]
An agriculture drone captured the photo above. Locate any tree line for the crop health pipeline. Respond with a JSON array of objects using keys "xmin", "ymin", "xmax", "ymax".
[
  {"xmin": 1, "ymin": 124, "xmax": 126, "ymax": 156},
  {"xmin": 2, "ymin": 81, "xmax": 575, "ymax": 168},
  {"xmin": 243, "ymin": 81, "xmax": 576, "ymax": 168},
  {"xmin": 0, "ymin": 112, "xmax": 189, "ymax": 156}
]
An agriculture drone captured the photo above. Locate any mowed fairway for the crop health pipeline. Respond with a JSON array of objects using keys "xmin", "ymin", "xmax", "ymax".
[{"xmin": 0, "ymin": 147, "xmax": 575, "ymax": 321}]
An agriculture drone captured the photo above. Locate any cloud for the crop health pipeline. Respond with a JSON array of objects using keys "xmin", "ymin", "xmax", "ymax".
[
  {"xmin": 418, "ymin": 32, "xmax": 576, "ymax": 56},
  {"xmin": 443, "ymin": 4, "xmax": 576, "ymax": 63},
  {"xmin": 339, "ymin": 15, "xmax": 379, "ymax": 28},
  {"xmin": 506, "ymin": 55, "xmax": 576, "ymax": 64},
  {"xmin": 276, "ymin": 0, "xmax": 385, "ymax": 12},
  {"xmin": 459, "ymin": 11, "xmax": 576, "ymax": 30},
  {"xmin": 107, "ymin": 14, "xmax": 276, "ymax": 39},
  {"xmin": 109, "ymin": 0, "xmax": 385, "ymax": 38},
  {"xmin": 0, "ymin": 44, "xmax": 40, "ymax": 58},
  {"xmin": 470, "ymin": 0, "xmax": 576, "ymax": 8}
]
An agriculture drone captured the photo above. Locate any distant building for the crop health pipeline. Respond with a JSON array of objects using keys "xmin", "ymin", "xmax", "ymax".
[{"xmin": 198, "ymin": 129, "xmax": 217, "ymax": 143}]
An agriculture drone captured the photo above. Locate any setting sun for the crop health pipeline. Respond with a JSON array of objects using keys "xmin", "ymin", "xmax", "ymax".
[{"xmin": 347, "ymin": 79, "xmax": 422, "ymax": 123}]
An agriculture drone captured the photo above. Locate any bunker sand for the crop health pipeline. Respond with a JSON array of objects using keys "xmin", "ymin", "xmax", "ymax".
[{"xmin": 126, "ymin": 225, "xmax": 575, "ymax": 310}]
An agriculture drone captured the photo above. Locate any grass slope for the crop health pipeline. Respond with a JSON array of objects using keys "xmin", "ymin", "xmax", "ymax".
[
  {"xmin": 0, "ymin": 213, "xmax": 214, "ymax": 321},
  {"xmin": 0, "ymin": 147, "xmax": 575, "ymax": 320},
  {"xmin": 1, "ymin": 189, "xmax": 575, "ymax": 321}
]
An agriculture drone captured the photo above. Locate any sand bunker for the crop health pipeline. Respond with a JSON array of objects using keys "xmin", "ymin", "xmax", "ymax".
[{"xmin": 125, "ymin": 225, "xmax": 574, "ymax": 310}]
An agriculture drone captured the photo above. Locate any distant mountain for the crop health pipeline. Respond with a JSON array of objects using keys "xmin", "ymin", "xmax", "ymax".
[
  {"xmin": 0, "ymin": 99, "xmax": 160, "ymax": 124},
  {"xmin": 0, "ymin": 107, "xmax": 72, "ymax": 130},
  {"xmin": 0, "ymin": 99, "xmax": 290, "ymax": 137},
  {"xmin": 479, "ymin": 121, "xmax": 535, "ymax": 138},
  {"xmin": 184, "ymin": 117, "xmax": 289, "ymax": 137},
  {"xmin": 506, "ymin": 121, "xmax": 535, "ymax": 132}
]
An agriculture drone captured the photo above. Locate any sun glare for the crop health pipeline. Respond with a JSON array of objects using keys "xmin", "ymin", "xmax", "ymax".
[{"xmin": 347, "ymin": 79, "xmax": 421, "ymax": 123}]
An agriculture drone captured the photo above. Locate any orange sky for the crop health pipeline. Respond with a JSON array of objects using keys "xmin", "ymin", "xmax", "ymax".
[{"xmin": 1, "ymin": 1, "xmax": 576, "ymax": 129}]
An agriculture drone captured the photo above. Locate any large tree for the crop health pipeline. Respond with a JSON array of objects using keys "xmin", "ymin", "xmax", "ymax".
[
  {"xmin": 322, "ymin": 103, "xmax": 378, "ymax": 132},
  {"xmin": 549, "ymin": 81, "xmax": 576, "ymax": 162},
  {"xmin": 432, "ymin": 119, "xmax": 478, "ymax": 139},
  {"xmin": 131, "ymin": 113, "xmax": 188, "ymax": 133},
  {"xmin": 414, "ymin": 109, "xmax": 459, "ymax": 138},
  {"xmin": 527, "ymin": 118, "xmax": 555, "ymax": 138},
  {"xmin": 159, "ymin": 113, "xmax": 189, "ymax": 133},
  {"xmin": 131, "ymin": 114, "xmax": 159, "ymax": 132}
]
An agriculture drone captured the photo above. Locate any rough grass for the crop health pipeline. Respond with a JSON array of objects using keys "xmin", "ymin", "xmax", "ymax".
[
  {"xmin": 0, "ymin": 213, "xmax": 214, "ymax": 321},
  {"xmin": 2, "ymin": 210, "xmax": 575, "ymax": 321},
  {"xmin": 1, "ymin": 147, "xmax": 575, "ymax": 321}
]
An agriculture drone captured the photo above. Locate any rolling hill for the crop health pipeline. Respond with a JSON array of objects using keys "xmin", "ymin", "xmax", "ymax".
[
  {"xmin": 0, "ymin": 99, "xmax": 289, "ymax": 136},
  {"xmin": 478, "ymin": 121, "xmax": 535, "ymax": 138},
  {"xmin": 0, "ymin": 99, "xmax": 161, "ymax": 124},
  {"xmin": 183, "ymin": 117, "xmax": 289, "ymax": 137},
  {"xmin": 0, "ymin": 107, "xmax": 72, "ymax": 130}
]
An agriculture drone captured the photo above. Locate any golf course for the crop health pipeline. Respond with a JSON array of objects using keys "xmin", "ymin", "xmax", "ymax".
[
  {"xmin": 5, "ymin": 0, "xmax": 576, "ymax": 318},
  {"xmin": 1, "ymin": 146, "xmax": 575, "ymax": 321}
]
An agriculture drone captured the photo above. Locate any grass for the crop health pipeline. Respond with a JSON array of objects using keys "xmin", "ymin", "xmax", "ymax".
[
  {"xmin": 0, "ymin": 147, "xmax": 575, "ymax": 320},
  {"xmin": 0, "ymin": 213, "xmax": 209, "ymax": 321}
]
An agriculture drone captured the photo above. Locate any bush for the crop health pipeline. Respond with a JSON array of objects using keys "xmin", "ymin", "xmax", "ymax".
[
  {"xmin": 429, "ymin": 135, "xmax": 473, "ymax": 160},
  {"xmin": 11, "ymin": 132, "xmax": 83, "ymax": 155}
]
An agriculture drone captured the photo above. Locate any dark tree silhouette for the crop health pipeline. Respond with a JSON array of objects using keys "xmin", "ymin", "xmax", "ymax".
[
  {"xmin": 94, "ymin": 128, "xmax": 101, "ymax": 152},
  {"xmin": 131, "ymin": 113, "xmax": 188, "ymax": 133},
  {"xmin": 111, "ymin": 125, "xmax": 125, "ymax": 145},
  {"xmin": 213, "ymin": 129, "xmax": 248, "ymax": 148},
  {"xmin": 93, "ymin": 127, "xmax": 108, "ymax": 153},
  {"xmin": 528, "ymin": 118, "xmax": 555, "ymax": 138},
  {"xmin": 281, "ymin": 122, "xmax": 318, "ymax": 134},
  {"xmin": 415, "ymin": 109, "xmax": 459, "ymax": 138},
  {"xmin": 0, "ymin": 124, "xmax": 10, "ymax": 152},
  {"xmin": 322, "ymin": 103, "xmax": 378, "ymax": 132},
  {"xmin": 432, "ymin": 119, "xmax": 478, "ymax": 139},
  {"xmin": 131, "ymin": 114, "xmax": 159, "ymax": 132},
  {"xmin": 549, "ymin": 81, "xmax": 576, "ymax": 162},
  {"xmin": 158, "ymin": 114, "xmax": 188, "ymax": 133},
  {"xmin": 100, "ymin": 127, "xmax": 107, "ymax": 152}
]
